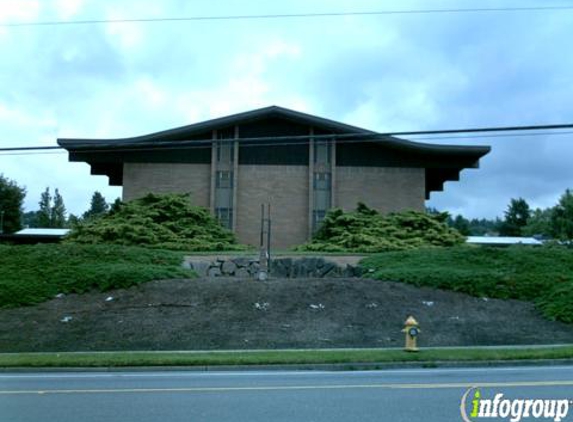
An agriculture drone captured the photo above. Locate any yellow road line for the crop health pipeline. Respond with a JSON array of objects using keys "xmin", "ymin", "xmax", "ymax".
[{"xmin": 2, "ymin": 380, "xmax": 573, "ymax": 395}]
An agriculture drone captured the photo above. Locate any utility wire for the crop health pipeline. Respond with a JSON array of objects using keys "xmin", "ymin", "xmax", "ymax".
[
  {"xmin": 2, "ymin": 6, "xmax": 573, "ymax": 27},
  {"xmin": 1, "ymin": 124, "xmax": 572, "ymax": 156}
]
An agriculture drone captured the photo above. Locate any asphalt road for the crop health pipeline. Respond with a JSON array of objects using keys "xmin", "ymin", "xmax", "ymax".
[{"xmin": 2, "ymin": 365, "xmax": 573, "ymax": 421}]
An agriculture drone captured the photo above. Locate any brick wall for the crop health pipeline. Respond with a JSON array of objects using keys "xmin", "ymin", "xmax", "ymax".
[
  {"xmin": 236, "ymin": 165, "xmax": 309, "ymax": 249},
  {"xmin": 335, "ymin": 167, "xmax": 425, "ymax": 213},
  {"xmin": 123, "ymin": 163, "xmax": 211, "ymax": 207},
  {"xmin": 122, "ymin": 163, "xmax": 426, "ymax": 249}
]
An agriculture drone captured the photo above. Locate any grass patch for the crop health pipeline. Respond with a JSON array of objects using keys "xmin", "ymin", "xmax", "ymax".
[
  {"xmin": 361, "ymin": 245, "xmax": 573, "ymax": 323},
  {"xmin": 0, "ymin": 244, "xmax": 194, "ymax": 308},
  {"xmin": 1, "ymin": 346, "xmax": 573, "ymax": 368}
]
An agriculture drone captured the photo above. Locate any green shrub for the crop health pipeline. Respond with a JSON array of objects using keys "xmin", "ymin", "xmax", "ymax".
[
  {"xmin": 537, "ymin": 281, "xmax": 573, "ymax": 323},
  {"xmin": 361, "ymin": 245, "xmax": 573, "ymax": 323},
  {"xmin": 297, "ymin": 204, "xmax": 464, "ymax": 252},
  {"xmin": 66, "ymin": 193, "xmax": 246, "ymax": 251},
  {"xmin": 0, "ymin": 244, "xmax": 194, "ymax": 307}
]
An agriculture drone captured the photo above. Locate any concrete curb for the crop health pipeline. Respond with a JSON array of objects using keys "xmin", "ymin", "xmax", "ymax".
[{"xmin": 3, "ymin": 358, "xmax": 573, "ymax": 373}]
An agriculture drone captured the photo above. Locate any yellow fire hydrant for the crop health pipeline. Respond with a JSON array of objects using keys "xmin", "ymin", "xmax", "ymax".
[{"xmin": 402, "ymin": 316, "xmax": 421, "ymax": 352}]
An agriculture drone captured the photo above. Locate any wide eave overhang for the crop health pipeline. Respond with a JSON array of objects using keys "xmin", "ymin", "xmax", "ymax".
[{"xmin": 57, "ymin": 106, "xmax": 490, "ymax": 199}]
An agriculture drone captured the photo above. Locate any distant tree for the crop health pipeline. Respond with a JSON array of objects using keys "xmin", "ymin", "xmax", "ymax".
[
  {"xmin": 35, "ymin": 187, "xmax": 67, "ymax": 228},
  {"xmin": 0, "ymin": 174, "xmax": 26, "ymax": 234},
  {"xmin": 37, "ymin": 187, "xmax": 52, "ymax": 227},
  {"xmin": 83, "ymin": 191, "xmax": 109, "ymax": 220},
  {"xmin": 451, "ymin": 215, "xmax": 471, "ymax": 236},
  {"xmin": 51, "ymin": 189, "xmax": 67, "ymax": 228},
  {"xmin": 499, "ymin": 198, "xmax": 531, "ymax": 236},
  {"xmin": 425, "ymin": 207, "xmax": 442, "ymax": 216},
  {"xmin": 426, "ymin": 207, "xmax": 450, "ymax": 225},
  {"xmin": 550, "ymin": 189, "xmax": 573, "ymax": 241},
  {"xmin": 109, "ymin": 197, "xmax": 123, "ymax": 215},
  {"xmin": 467, "ymin": 217, "xmax": 501, "ymax": 236},
  {"xmin": 523, "ymin": 208, "xmax": 552, "ymax": 237},
  {"xmin": 22, "ymin": 210, "xmax": 41, "ymax": 228},
  {"xmin": 67, "ymin": 214, "xmax": 81, "ymax": 227}
]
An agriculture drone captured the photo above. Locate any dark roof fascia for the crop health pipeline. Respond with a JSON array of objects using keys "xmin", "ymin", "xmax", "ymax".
[
  {"xmin": 371, "ymin": 137, "xmax": 490, "ymax": 158},
  {"xmin": 59, "ymin": 133, "xmax": 490, "ymax": 160},
  {"xmin": 57, "ymin": 105, "xmax": 490, "ymax": 160},
  {"xmin": 58, "ymin": 105, "xmax": 375, "ymax": 149}
]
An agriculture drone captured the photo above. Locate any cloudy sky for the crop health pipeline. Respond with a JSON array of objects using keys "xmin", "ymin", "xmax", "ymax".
[{"xmin": 0, "ymin": 0, "xmax": 572, "ymax": 219}]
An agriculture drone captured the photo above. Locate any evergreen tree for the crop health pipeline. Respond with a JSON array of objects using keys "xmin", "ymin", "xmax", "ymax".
[
  {"xmin": 51, "ymin": 189, "xmax": 67, "ymax": 228},
  {"xmin": 523, "ymin": 208, "xmax": 552, "ymax": 237},
  {"xmin": 550, "ymin": 189, "xmax": 573, "ymax": 241},
  {"xmin": 67, "ymin": 214, "xmax": 80, "ymax": 227},
  {"xmin": 35, "ymin": 187, "xmax": 67, "ymax": 228},
  {"xmin": 499, "ymin": 198, "xmax": 531, "ymax": 236},
  {"xmin": 0, "ymin": 174, "xmax": 26, "ymax": 234},
  {"xmin": 37, "ymin": 187, "xmax": 52, "ymax": 228},
  {"xmin": 83, "ymin": 191, "xmax": 109, "ymax": 220},
  {"xmin": 22, "ymin": 210, "xmax": 41, "ymax": 228},
  {"xmin": 109, "ymin": 197, "xmax": 123, "ymax": 215},
  {"xmin": 452, "ymin": 215, "xmax": 471, "ymax": 236}
]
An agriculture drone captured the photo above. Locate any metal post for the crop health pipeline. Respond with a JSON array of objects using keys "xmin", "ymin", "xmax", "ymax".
[
  {"xmin": 257, "ymin": 204, "xmax": 272, "ymax": 279},
  {"xmin": 258, "ymin": 204, "xmax": 267, "ymax": 280},
  {"xmin": 267, "ymin": 204, "xmax": 271, "ymax": 273},
  {"xmin": 260, "ymin": 204, "xmax": 264, "ymax": 251}
]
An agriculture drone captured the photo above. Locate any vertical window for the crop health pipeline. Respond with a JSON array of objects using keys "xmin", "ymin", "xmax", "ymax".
[
  {"xmin": 312, "ymin": 140, "xmax": 332, "ymax": 233},
  {"xmin": 312, "ymin": 210, "xmax": 327, "ymax": 232},
  {"xmin": 214, "ymin": 127, "xmax": 235, "ymax": 230},
  {"xmin": 215, "ymin": 208, "xmax": 233, "ymax": 230},
  {"xmin": 216, "ymin": 141, "xmax": 233, "ymax": 164},
  {"xmin": 216, "ymin": 171, "xmax": 233, "ymax": 188},
  {"xmin": 313, "ymin": 172, "xmax": 331, "ymax": 190},
  {"xmin": 314, "ymin": 140, "xmax": 331, "ymax": 164}
]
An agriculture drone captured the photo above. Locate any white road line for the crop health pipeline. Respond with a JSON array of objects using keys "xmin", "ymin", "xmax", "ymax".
[
  {"xmin": 1, "ymin": 365, "xmax": 573, "ymax": 379},
  {"xmin": 2, "ymin": 380, "xmax": 573, "ymax": 396}
]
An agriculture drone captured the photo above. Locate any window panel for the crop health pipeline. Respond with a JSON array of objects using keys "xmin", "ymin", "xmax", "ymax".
[
  {"xmin": 312, "ymin": 210, "xmax": 327, "ymax": 232},
  {"xmin": 314, "ymin": 141, "xmax": 331, "ymax": 164},
  {"xmin": 313, "ymin": 172, "xmax": 331, "ymax": 190},
  {"xmin": 216, "ymin": 141, "xmax": 234, "ymax": 164},
  {"xmin": 215, "ymin": 208, "xmax": 233, "ymax": 230},
  {"xmin": 216, "ymin": 171, "xmax": 233, "ymax": 188}
]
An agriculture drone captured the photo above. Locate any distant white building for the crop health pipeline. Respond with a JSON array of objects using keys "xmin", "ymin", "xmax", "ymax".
[
  {"xmin": 466, "ymin": 236, "xmax": 543, "ymax": 246},
  {"xmin": 0, "ymin": 228, "xmax": 71, "ymax": 244},
  {"xmin": 16, "ymin": 228, "xmax": 70, "ymax": 236}
]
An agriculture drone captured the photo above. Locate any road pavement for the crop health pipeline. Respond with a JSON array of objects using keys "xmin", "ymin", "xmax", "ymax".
[{"xmin": 1, "ymin": 365, "xmax": 573, "ymax": 421}]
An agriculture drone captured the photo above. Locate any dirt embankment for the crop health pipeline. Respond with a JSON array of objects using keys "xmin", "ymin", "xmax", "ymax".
[{"xmin": 1, "ymin": 277, "xmax": 573, "ymax": 352}]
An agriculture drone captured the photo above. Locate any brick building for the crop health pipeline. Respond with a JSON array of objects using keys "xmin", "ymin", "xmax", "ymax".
[{"xmin": 58, "ymin": 106, "xmax": 490, "ymax": 248}]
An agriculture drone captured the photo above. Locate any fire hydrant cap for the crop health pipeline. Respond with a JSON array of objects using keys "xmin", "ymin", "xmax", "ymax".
[{"xmin": 404, "ymin": 316, "xmax": 419, "ymax": 326}]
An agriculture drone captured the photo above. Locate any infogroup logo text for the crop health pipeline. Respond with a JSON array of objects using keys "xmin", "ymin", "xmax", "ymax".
[{"xmin": 460, "ymin": 388, "xmax": 571, "ymax": 422}]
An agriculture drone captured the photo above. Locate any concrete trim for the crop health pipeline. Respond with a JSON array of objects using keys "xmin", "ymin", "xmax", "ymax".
[
  {"xmin": 308, "ymin": 127, "xmax": 314, "ymax": 240},
  {"xmin": 331, "ymin": 139, "xmax": 337, "ymax": 208},
  {"xmin": 233, "ymin": 126, "xmax": 239, "ymax": 232},
  {"xmin": 209, "ymin": 131, "xmax": 217, "ymax": 213}
]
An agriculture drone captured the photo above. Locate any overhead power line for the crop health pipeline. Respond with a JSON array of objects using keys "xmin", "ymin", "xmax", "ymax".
[
  {"xmin": 1, "ymin": 123, "xmax": 572, "ymax": 156},
  {"xmin": 2, "ymin": 6, "xmax": 573, "ymax": 27},
  {"xmin": 4, "ymin": 130, "xmax": 573, "ymax": 157}
]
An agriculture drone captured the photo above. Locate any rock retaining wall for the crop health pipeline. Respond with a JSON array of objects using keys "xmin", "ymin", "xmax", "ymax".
[{"xmin": 183, "ymin": 256, "xmax": 364, "ymax": 278}]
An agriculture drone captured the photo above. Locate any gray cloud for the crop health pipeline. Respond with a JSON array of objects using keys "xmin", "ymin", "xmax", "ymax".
[{"xmin": 0, "ymin": 0, "xmax": 572, "ymax": 219}]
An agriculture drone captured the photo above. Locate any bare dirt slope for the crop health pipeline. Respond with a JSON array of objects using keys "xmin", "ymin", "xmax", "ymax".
[{"xmin": 1, "ymin": 277, "xmax": 573, "ymax": 352}]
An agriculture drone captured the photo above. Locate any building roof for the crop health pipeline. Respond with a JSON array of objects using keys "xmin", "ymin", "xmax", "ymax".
[
  {"xmin": 16, "ymin": 228, "xmax": 70, "ymax": 236},
  {"xmin": 466, "ymin": 236, "xmax": 543, "ymax": 246},
  {"xmin": 57, "ymin": 105, "xmax": 490, "ymax": 198}
]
